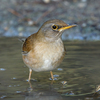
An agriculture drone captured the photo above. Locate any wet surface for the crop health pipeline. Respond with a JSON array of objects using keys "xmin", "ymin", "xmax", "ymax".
[{"xmin": 0, "ymin": 37, "xmax": 100, "ymax": 100}]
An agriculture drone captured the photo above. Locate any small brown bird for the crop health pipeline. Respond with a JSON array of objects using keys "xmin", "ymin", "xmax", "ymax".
[{"xmin": 22, "ymin": 19, "xmax": 76, "ymax": 82}]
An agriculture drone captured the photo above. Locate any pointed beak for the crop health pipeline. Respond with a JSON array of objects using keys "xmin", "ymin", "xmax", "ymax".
[{"xmin": 59, "ymin": 24, "xmax": 77, "ymax": 32}]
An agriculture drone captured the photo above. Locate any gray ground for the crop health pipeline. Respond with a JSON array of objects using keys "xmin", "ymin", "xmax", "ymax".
[{"xmin": 0, "ymin": 0, "xmax": 100, "ymax": 40}]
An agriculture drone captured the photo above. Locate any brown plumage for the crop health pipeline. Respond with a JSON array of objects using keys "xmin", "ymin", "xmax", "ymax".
[{"xmin": 22, "ymin": 19, "xmax": 76, "ymax": 82}]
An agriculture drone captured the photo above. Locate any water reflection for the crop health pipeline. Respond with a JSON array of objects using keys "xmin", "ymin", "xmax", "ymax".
[
  {"xmin": 24, "ymin": 82, "xmax": 100, "ymax": 100},
  {"xmin": 25, "ymin": 83, "xmax": 63, "ymax": 100}
]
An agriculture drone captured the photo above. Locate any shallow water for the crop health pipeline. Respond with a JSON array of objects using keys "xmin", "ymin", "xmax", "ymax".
[{"xmin": 0, "ymin": 37, "xmax": 100, "ymax": 100}]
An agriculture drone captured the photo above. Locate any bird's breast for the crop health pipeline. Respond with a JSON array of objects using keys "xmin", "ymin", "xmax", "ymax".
[{"xmin": 33, "ymin": 39, "xmax": 65, "ymax": 71}]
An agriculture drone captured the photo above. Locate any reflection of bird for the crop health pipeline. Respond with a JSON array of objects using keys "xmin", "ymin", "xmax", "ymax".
[
  {"xmin": 22, "ymin": 19, "xmax": 76, "ymax": 82},
  {"xmin": 25, "ymin": 87, "xmax": 63, "ymax": 100}
]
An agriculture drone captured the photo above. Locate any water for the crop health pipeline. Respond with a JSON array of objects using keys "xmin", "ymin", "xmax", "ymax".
[{"xmin": 0, "ymin": 37, "xmax": 100, "ymax": 100}]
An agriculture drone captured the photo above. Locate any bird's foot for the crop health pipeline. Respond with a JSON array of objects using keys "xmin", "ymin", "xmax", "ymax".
[
  {"xmin": 49, "ymin": 74, "xmax": 59, "ymax": 81},
  {"xmin": 49, "ymin": 77, "xmax": 58, "ymax": 81},
  {"xmin": 25, "ymin": 78, "xmax": 37, "ymax": 82}
]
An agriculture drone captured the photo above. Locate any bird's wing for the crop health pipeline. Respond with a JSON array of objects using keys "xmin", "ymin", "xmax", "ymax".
[{"xmin": 22, "ymin": 34, "xmax": 36, "ymax": 53}]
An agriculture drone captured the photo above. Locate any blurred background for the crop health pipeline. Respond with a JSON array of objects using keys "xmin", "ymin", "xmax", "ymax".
[
  {"xmin": 0, "ymin": 0, "xmax": 100, "ymax": 40},
  {"xmin": 0, "ymin": 0, "xmax": 100, "ymax": 100}
]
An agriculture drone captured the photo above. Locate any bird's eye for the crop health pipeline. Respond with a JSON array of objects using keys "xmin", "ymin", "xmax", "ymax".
[{"xmin": 51, "ymin": 25, "xmax": 58, "ymax": 30}]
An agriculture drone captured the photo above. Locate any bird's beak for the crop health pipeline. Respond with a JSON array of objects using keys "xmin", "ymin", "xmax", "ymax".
[{"xmin": 59, "ymin": 24, "xmax": 77, "ymax": 32}]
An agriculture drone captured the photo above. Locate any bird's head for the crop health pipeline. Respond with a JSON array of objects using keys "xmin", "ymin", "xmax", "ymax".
[{"xmin": 38, "ymin": 19, "xmax": 76, "ymax": 41}]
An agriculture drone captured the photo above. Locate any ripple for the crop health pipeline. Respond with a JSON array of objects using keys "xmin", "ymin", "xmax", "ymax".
[
  {"xmin": 12, "ymin": 77, "xmax": 17, "ymax": 80},
  {"xmin": 0, "ymin": 68, "xmax": 6, "ymax": 71},
  {"xmin": 53, "ymin": 74, "xmax": 59, "ymax": 77},
  {"xmin": 57, "ymin": 68, "xmax": 63, "ymax": 71},
  {"xmin": 0, "ymin": 95, "xmax": 7, "ymax": 99},
  {"xmin": 49, "ymin": 78, "xmax": 58, "ymax": 80},
  {"xmin": 16, "ymin": 91, "xmax": 22, "ymax": 94}
]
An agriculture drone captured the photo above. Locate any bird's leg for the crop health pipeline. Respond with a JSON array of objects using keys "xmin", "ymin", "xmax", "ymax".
[
  {"xmin": 28, "ymin": 69, "xmax": 32, "ymax": 82},
  {"xmin": 50, "ymin": 71, "xmax": 54, "ymax": 80}
]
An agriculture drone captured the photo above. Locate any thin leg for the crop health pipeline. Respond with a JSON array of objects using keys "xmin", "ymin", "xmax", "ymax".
[
  {"xmin": 50, "ymin": 71, "xmax": 54, "ymax": 80},
  {"xmin": 28, "ymin": 69, "xmax": 32, "ymax": 82}
]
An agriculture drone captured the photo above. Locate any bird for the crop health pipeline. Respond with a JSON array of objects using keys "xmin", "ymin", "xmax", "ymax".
[{"xmin": 22, "ymin": 19, "xmax": 76, "ymax": 82}]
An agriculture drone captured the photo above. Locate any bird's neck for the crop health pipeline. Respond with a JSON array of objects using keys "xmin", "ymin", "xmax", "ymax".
[{"xmin": 36, "ymin": 32, "xmax": 62, "ymax": 43}]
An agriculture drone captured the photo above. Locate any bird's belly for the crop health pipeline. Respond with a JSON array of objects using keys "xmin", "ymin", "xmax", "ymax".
[
  {"xmin": 32, "ymin": 59, "xmax": 55, "ymax": 72},
  {"xmin": 32, "ymin": 54, "xmax": 63, "ymax": 72}
]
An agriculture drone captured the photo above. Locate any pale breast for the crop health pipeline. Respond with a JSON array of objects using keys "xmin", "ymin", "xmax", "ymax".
[{"xmin": 33, "ymin": 39, "xmax": 65, "ymax": 71}]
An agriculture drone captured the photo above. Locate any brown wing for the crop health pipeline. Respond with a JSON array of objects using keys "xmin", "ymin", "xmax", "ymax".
[{"xmin": 22, "ymin": 33, "xmax": 36, "ymax": 53}]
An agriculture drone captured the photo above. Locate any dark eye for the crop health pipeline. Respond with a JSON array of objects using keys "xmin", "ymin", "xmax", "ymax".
[{"xmin": 51, "ymin": 25, "xmax": 58, "ymax": 30}]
